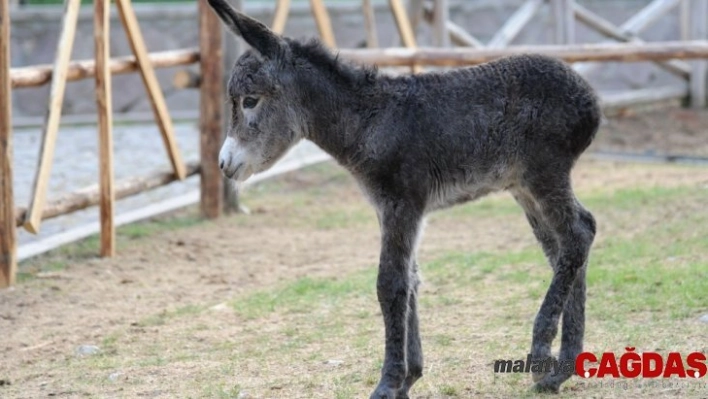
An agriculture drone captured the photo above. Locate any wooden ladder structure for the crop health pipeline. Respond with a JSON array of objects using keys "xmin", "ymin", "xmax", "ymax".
[{"xmin": 1, "ymin": 0, "xmax": 224, "ymax": 287}]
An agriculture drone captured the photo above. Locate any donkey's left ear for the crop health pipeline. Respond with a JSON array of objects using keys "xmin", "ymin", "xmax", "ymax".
[{"xmin": 207, "ymin": 0, "xmax": 287, "ymax": 59}]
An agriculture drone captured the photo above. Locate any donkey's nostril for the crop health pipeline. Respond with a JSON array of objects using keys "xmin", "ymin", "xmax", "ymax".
[{"xmin": 219, "ymin": 159, "xmax": 225, "ymax": 170}]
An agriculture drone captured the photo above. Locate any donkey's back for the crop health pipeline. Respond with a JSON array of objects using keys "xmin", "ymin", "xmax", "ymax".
[
  {"xmin": 365, "ymin": 54, "xmax": 601, "ymax": 210},
  {"xmin": 385, "ymin": 54, "xmax": 600, "ymax": 159}
]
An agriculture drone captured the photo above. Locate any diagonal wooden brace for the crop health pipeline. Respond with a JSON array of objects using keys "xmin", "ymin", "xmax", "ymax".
[
  {"xmin": 23, "ymin": 0, "xmax": 82, "ymax": 234},
  {"xmin": 116, "ymin": 0, "xmax": 187, "ymax": 181}
]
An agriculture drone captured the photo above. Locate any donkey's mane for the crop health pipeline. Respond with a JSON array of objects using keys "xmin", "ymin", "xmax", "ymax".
[{"xmin": 287, "ymin": 38, "xmax": 378, "ymax": 89}]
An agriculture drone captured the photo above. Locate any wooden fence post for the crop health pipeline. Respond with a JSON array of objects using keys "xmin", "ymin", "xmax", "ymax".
[
  {"xmin": 199, "ymin": 0, "xmax": 224, "ymax": 219},
  {"xmin": 362, "ymin": 0, "xmax": 379, "ymax": 48},
  {"xmin": 94, "ymin": 0, "xmax": 115, "ymax": 256},
  {"xmin": 309, "ymin": 0, "xmax": 336, "ymax": 48},
  {"xmin": 272, "ymin": 0, "xmax": 291, "ymax": 34},
  {"xmin": 1, "ymin": 0, "xmax": 17, "ymax": 287},
  {"xmin": 389, "ymin": 0, "xmax": 421, "ymax": 73}
]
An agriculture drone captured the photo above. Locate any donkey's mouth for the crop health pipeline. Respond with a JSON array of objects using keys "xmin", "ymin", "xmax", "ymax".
[
  {"xmin": 222, "ymin": 162, "xmax": 244, "ymax": 180},
  {"xmin": 223, "ymin": 163, "xmax": 255, "ymax": 182}
]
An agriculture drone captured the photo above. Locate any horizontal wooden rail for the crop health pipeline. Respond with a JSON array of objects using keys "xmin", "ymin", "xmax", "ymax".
[
  {"xmin": 337, "ymin": 40, "xmax": 708, "ymax": 67},
  {"xmin": 14, "ymin": 161, "xmax": 200, "ymax": 226},
  {"xmin": 10, "ymin": 48, "xmax": 199, "ymax": 89}
]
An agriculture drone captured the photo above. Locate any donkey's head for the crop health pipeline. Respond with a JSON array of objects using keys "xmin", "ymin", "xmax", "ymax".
[{"xmin": 208, "ymin": 0, "xmax": 306, "ymax": 182}]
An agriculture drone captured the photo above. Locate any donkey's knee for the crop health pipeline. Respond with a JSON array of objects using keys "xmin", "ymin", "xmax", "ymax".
[{"xmin": 578, "ymin": 206, "xmax": 596, "ymax": 241}]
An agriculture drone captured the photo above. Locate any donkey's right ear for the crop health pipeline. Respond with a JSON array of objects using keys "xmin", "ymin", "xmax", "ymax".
[{"xmin": 207, "ymin": 0, "xmax": 287, "ymax": 59}]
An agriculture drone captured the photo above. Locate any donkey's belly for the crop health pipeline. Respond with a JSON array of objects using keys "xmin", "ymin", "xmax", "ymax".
[{"xmin": 426, "ymin": 181, "xmax": 501, "ymax": 213}]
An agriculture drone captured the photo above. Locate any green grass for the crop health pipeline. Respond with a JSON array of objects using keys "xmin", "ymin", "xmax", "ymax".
[
  {"xmin": 135, "ymin": 303, "xmax": 206, "ymax": 327},
  {"xmin": 118, "ymin": 214, "xmax": 203, "ymax": 240},
  {"xmin": 16, "ymin": 259, "xmax": 68, "ymax": 283},
  {"xmin": 8, "ymin": 161, "xmax": 707, "ymax": 398},
  {"xmin": 226, "ymin": 177, "xmax": 708, "ymax": 324},
  {"xmin": 232, "ymin": 273, "xmax": 377, "ymax": 319},
  {"xmin": 436, "ymin": 184, "xmax": 700, "ymax": 222},
  {"xmin": 223, "ymin": 202, "xmax": 706, "ymax": 323}
]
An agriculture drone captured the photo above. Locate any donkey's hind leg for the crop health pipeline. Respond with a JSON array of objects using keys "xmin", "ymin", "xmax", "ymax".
[
  {"xmin": 512, "ymin": 191, "xmax": 560, "ymax": 266},
  {"xmin": 556, "ymin": 205, "xmax": 594, "ymax": 381},
  {"xmin": 533, "ymin": 202, "xmax": 594, "ymax": 392},
  {"xmin": 396, "ymin": 262, "xmax": 423, "ymax": 399},
  {"xmin": 512, "ymin": 189, "xmax": 560, "ymax": 384},
  {"xmin": 513, "ymin": 172, "xmax": 595, "ymax": 393}
]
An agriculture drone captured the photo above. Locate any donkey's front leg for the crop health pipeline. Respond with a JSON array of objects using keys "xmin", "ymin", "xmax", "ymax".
[
  {"xmin": 371, "ymin": 203, "xmax": 423, "ymax": 399},
  {"xmin": 395, "ymin": 262, "xmax": 423, "ymax": 399}
]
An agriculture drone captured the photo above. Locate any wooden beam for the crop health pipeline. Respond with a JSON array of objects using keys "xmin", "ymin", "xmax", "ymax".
[
  {"xmin": 198, "ymin": 0, "xmax": 224, "ymax": 219},
  {"xmin": 573, "ymin": 2, "xmax": 690, "ymax": 78},
  {"xmin": 690, "ymin": 0, "xmax": 707, "ymax": 107},
  {"xmin": 23, "ymin": 0, "xmax": 81, "ymax": 234},
  {"xmin": 388, "ymin": 0, "xmax": 421, "ymax": 73},
  {"xmin": 572, "ymin": 0, "xmax": 680, "ymax": 80},
  {"xmin": 94, "ymin": 0, "xmax": 115, "ymax": 257},
  {"xmin": 15, "ymin": 162, "xmax": 201, "ymax": 227},
  {"xmin": 337, "ymin": 41, "xmax": 708, "ymax": 67},
  {"xmin": 271, "ymin": 0, "xmax": 290, "ymax": 34},
  {"xmin": 389, "ymin": 0, "xmax": 417, "ymax": 48},
  {"xmin": 116, "ymin": 0, "xmax": 187, "ymax": 181},
  {"xmin": 0, "ymin": 0, "xmax": 16, "ymax": 288},
  {"xmin": 487, "ymin": 0, "xmax": 543, "ymax": 49},
  {"xmin": 362, "ymin": 0, "xmax": 379, "ymax": 48},
  {"xmin": 573, "ymin": 0, "xmax": 682, "ymax": 78},
  {"xmin": 622, "ymin": 0, "xmax": 680, "ymax": 35},
  {"xmin": 309, "ymin": 0, "xmax": 336, "ymax": 48},
  {"xmin": 11, "ymin": 49, "xmax": 199, "ymax": 89},
  {"xmin": 446, "ymin": 22, "xmax": 485, "ymax": 48}
]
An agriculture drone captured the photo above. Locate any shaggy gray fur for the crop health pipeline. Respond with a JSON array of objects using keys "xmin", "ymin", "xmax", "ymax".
[{"xmin": 208, "ymin": 0, "xmax": 600, "ymax": 396}]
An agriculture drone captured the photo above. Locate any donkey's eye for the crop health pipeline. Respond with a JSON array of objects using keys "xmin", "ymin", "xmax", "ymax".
[{"xmin": 242, "ymin": 97, "xmax": 259, "ymax": 109}]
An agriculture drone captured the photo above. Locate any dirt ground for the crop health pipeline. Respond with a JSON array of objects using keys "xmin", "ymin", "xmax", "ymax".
[
  {"xmin": 1, "ymin": 106, "xmax": 707, "ymax": 399},
  {"xmin": 592, "ymin": 104, "xmax": 708, "ymax": 156}
]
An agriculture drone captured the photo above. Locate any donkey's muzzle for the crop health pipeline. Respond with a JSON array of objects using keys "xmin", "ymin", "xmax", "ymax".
[{"xmin": 219, "ymin": 136, "xmax": 249, "ymax": 181}]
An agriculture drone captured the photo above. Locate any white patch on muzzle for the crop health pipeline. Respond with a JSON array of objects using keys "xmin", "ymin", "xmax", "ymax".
[{"xmin": 218, "ymin": 137, "xmax": 254, "ymax": 182}]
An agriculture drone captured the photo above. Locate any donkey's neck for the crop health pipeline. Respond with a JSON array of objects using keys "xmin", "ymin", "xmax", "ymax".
[{"xmin": 301, "ymin": 80, "xmax": 380, "ymax": 168}]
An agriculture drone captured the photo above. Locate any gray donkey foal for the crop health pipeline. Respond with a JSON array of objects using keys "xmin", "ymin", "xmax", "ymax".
[{"xmin": 207, "ymin": 0, "xmax": 600, "ymax": 396}]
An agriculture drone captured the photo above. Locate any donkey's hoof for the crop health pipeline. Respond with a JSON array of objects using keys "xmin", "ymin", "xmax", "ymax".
[
  {"xmin": 394, "ymin": 390, "xmax": 410, "ymax": 399},
  {"xmin": 531, "ymin": 355, "xmax": 557, "ymax": 383},
  {"xmin": 532, "ymin": 370, "xmax": 549, "ymax": 383},
  {"xmin": 530, "ymin": 380, "xmax": 560, "ymax": 394},
  {"xmin": 369, "ymin": 384, "xmax": 397, "ymax": 399}
]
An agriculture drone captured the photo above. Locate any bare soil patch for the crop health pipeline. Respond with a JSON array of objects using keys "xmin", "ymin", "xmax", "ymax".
[{"xmin": 592, "ymin": 105, "xmax": 708, "ymax": 156}]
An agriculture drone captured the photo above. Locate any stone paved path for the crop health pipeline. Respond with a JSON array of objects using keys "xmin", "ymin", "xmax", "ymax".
[{"xmin": 13, "ymin": 121, "xmax": 200, "ymax": 246}]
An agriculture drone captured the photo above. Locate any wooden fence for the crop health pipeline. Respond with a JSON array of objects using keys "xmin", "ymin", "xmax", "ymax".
[
  {"xmin": 1, "ymin": 0, "xmax": 707, "ymax": 288},
  {"xmin": 0, "ymin": 0, "xmax": 224, "ymax": 287}
]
